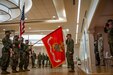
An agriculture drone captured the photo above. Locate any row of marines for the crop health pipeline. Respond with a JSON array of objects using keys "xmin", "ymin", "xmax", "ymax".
[{"xmin": 1, "ymin": 31, "xmax": 31, "ymax": 74}]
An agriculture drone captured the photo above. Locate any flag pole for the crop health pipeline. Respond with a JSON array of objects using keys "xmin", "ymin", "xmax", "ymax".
[
  {"xmin": 28, "ymin": 34, "xmax": 29, "ymax": 40},
  {"xmin": 19, "ymin": 11, "xmax": 21, "ymax": 38},
  {"xmin": 19, "ymin": 3, "xmax": 25, "ymax": 49},
  {"xmin": 32, "ymin": 27, "xmax": 63, "ymax": 46},
  {"xmin": 33, "ymin": 40, "xmax": 41, "ymax": 46},
  {"xmin": 19, "ymin": 22, "xmax": 21, "ymax": 38}
]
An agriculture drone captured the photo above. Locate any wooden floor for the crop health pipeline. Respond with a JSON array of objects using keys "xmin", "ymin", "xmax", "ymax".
[
  {"xmin": 0, "ymin": 66, "xmax": 113, "ymax": 75},
  {"xmin": 0, "ymin": 66, "xmax": 79, "ymax": 75},
  {"xmin": 78, "ymin": 65, "xmax": 113, "ymax": 75}
]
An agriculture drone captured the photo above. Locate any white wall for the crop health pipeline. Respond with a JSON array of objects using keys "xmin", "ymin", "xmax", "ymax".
[{"xmin": 79, "ymin": 0, "xmax": 100, "ymax": 71}]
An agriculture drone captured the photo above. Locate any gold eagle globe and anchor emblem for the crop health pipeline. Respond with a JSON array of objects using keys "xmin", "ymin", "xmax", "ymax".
[{"xmin": 52, "ymin": 42, "xmax": 64, "ymax": 52}]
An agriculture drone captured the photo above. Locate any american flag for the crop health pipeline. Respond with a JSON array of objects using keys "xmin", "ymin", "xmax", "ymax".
[{"xmin": 19, "ymin": 4, "xmax": 25, "ymax": 37}]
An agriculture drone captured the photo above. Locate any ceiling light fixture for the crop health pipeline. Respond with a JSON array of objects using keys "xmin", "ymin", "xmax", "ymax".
[
  {"xmin": 75, "ymin": 0, "xmax": 81, "ymax": 44},
  {"xmin": 77, "ymin": 0, "xmax": 81, "ymax": 24},
  {"xmin": 66, "ymin": 29, "xmax": 69, "ymax": 32},
  {"xmin": 25, "ymin": 18, "xmax": 28, "ymax": 20},
  {"xmin": 29, "ymin": 27, "xmax": 31, "ymax": 29},
  {"xmin": 76, "ymin": 24, "xmax": 79, "ymax": 33},
  {"xmin": 58, "ymin": 26, "xmax": 61, "ymax": 27},
  {"xmin": 0, "ymin": 0, "xmax": 32, "ymax": 23},
  {"xmin": 53, "ymin": 16, "xmax": 56, "ymax": 19},
  {"xmin": 3, "ymin": 29, "xmax": 6, "ymax": 31}
]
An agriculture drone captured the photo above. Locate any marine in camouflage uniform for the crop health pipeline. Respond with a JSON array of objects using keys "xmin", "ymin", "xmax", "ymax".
[
  {"xmin": 11, "ymin": 35, "xmax": 20, "ymax": 73},
  {"xmin": 97, "ymin": 34, "xmax": 105, "ymax": 66},
  {"xmin": 94, "ymin": 40, "xmax": 100, "ymax": 66},
  {"xmin": 108, "ymin": 25, "xmax": 113, "ymax": 56},
  {"xmin": 1, "ymin": 31, "xmax": 12, "ymax": 74},
  {"xmin": 31, "ymin": 51, "xmax": 36, "ymax": 68},
  {"xmin": 19, "ymin": 37, "xmax": 25, "ymax": 72},
  {"xmin": 104, "ymin": 19, "xmax": 113, "ymax": 56},
  {"xmin": 45, "ymin": 54, "xmax": 49, "ymax": 67},
  {"xmin": 38, "ymin": 52, "xmax": 42, "ymax": 68},
  {"xmin": 42, "ymin": 53, "xmax": 45, "ymax": 68},
  {"xmin": 66, "ymin": 34, "xmax": 75, "ymax": 72},
  {"xmin": 24, "ymin": 40, "xmax": 30, "ymax": 71},
  {"xmin": 66, "ymin": 51, "xmax": 70, "ymax": 68}
]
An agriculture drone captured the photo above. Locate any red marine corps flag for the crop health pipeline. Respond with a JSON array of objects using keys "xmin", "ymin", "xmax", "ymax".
[
  {"xmin": 42, "ymin": 27, "xmax": 65, "ymax": 68},
  {"xmin": 19, "ymin": 4, "xmax": 25, "ymax": 37}
]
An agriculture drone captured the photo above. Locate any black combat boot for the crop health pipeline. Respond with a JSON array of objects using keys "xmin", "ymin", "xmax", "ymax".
[
  {"xmin": 24, "ymin": 68, "xmax": 30, "ymax": 71},
  {"xmin": 12, "ymin": 70, "xmax": 19, "ymax": 73},
  {"xmin": 1, "ymin": 71, "xmax": 10, "ymax": 74},
  {"xmin": 19, "ymin": 68, "xmax": 25, "ymax": 72}
]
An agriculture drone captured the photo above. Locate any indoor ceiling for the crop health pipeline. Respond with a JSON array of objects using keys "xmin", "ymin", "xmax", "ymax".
[
  {"xmin": 27, "ymin": 0, "xmax": 58, "ymax": 20},
  {"xmin": 0, "ymin": 0, "xmax": 32, "ymax": 22},
  {"xmin": 0, "ymin": 0, "xmax": 91, "ymax": 44},
  {"xmin": 0, "ymin": 0, "xmax": 76, "ymax": 37},
  {"xmin": 89, "ymin": 0, "xmax": 113, "ymax": 29}
]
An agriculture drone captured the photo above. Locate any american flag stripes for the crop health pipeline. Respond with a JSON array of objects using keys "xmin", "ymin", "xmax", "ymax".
[{"xmin": 19, "ymin": 4, "xmax": 25, "ymax": 37}]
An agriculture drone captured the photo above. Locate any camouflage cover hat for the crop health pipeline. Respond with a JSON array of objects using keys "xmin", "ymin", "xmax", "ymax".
[
  {"xmin": 25, "ymin": 40, "xmax": 29, "ymax": 42},
  {"xmin": 66, "ymin": 34, "xmax": 71, "ymax": 37},
  {"xmin": 107, "ymin": 19, "xmax": 113, "ymax": 23},
  {"xmin": 5, "ymin": 30, "xmax": 11, "ymax": 34}
]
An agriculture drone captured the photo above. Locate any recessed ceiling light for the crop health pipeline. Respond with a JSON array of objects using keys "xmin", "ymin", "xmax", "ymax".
[
  {"xmin": 58, "ymin": 26, "xmax": 61, "ymax": 27},
  {"xmin": 53, "ymin": 16, "xmax": 56, "ymax": 19},
  {"xmin": 3, "ymin": 29, "xmax": 5, "ymax": 31},
  {"xmin": 25, "ymin": 18, "xmax": 27, "ymax": 20},
  {"xmin": 29, "ymin": 27, "xmax": 31, "ymax": 29},
  {"xmin": 66, "ymin": 29, "xmax": 69, "ymax": 32}
]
